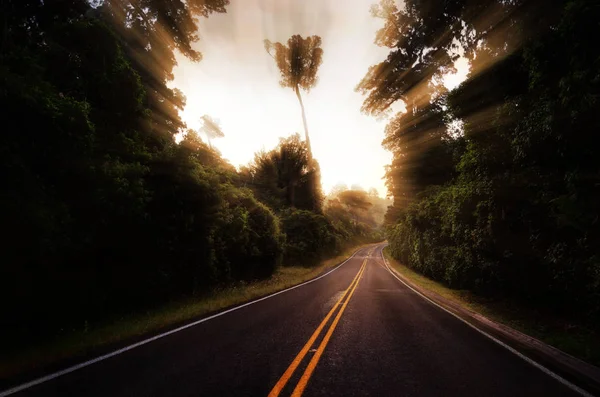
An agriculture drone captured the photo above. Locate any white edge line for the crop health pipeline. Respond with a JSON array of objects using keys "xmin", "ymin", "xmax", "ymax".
[
  {"xmin": 378, "ymin": 245, "xmax": 594, "ymax": 397},
  {"xmin": 0, "ymin": 247, "xmax": 370, "ymax": 397}
]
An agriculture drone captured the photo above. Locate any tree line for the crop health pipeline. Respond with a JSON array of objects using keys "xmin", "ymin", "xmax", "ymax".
[
  {"xmin": 361, "ymin": 0, "xmax": 600, "ymax": 322},
  {"xmin": 0, "ymin": 0, "xmax": 381, "ymax": 354}
]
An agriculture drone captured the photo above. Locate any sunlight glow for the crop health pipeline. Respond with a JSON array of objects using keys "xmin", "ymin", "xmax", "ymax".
[
  {"xmin": 170, "ymin": 0, "xmax": 470, "ymax": 197},
  {"xmin": 170, "ymin": 0, "xmax": 394, "ymax": 196}
]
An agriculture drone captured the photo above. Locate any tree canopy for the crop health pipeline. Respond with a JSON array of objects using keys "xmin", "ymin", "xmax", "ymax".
[
  {"xmin": 242, "ymin": 133, "xmax": 322, "ymax": 211},
  {"xmin": 0, "ymin": 0, "xmax": 380, "ymax": 364},
  {"xmin": 264, "ymin": 35, "xmax": 324, "ymax": 158},
  {"xmin": 264, "ymin": 35, "xmax": 324, "ymax": 93},
  {"xmin": 367, "ymin": 0, "xmax": 600, "ymax": 333}
]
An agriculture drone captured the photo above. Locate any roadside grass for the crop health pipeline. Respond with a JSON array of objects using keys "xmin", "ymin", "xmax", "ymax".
[
  {"xmin": 1, "ymin": 243, "xmax": 374, "ymax": 381},
  {"xmin": 383, "ymin": 247, "xmax": 600, "ymax": 367}
]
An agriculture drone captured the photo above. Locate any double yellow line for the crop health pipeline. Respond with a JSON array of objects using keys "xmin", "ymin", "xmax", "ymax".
[{"xmin": 268, "ymin": 257, "xmax": 368, "ymax": 397}]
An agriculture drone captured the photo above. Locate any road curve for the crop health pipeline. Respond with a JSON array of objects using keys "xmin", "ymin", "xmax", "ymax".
[{"xmin": 3, "ymin": 244, "xmax": 587, "ymax": 396}]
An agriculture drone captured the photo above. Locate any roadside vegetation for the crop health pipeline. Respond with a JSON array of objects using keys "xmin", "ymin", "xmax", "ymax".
[
  {"xmin": 0, "ymin": 0, "xmax": 385, "ymax": 379},
  {"xmin": 384, "ymin": 249, "xmax": 600, "ymax": 367},
  {"xmin": 362, "ymin": 0, "xmax": 600, "ymax": 363},
  {"xmin": 1, "ymin": 244, "xmax": 373, "ymax": 380}
]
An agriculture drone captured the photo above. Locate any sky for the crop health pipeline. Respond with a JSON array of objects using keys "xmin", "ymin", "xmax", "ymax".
[{"xmin": 171, "ymin": 0, "xmax": 469, "ymax": 197}]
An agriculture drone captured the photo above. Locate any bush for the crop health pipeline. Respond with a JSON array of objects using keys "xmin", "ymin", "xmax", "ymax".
[
  {"xmin": 212, "ymin": 187, "xmax": 283, "ymax": 281},
  {"xmin": 280, "ymin": 209, "xmax": 340, "ymax": 266}
]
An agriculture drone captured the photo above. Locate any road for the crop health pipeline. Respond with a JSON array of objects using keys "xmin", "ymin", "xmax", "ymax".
[{"xmin": 2, "ymin": 244, "xmax": 587, "ymax": 396}]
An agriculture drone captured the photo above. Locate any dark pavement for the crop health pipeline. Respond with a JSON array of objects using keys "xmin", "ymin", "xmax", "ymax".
[{"xmin": 4, "ymin": 244, "xmax": 586, "ymax": 396}]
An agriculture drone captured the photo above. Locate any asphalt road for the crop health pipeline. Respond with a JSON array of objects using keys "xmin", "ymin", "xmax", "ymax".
[{"xmin": 3, "ymin": 244, "xmax": 587, "ymax": 396}]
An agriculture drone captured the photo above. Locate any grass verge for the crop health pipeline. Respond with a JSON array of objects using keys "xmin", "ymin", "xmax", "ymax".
[
  {"xmin": 383, "ymin": 247, "xmax": 600, "ymax": 367},
  {"xmin": 1, "ymin": 243, "xmax": 373, "ymax": 382}
]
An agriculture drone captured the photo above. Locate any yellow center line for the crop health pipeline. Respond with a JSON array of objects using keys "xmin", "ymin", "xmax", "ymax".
[
  {"xmin": 268, "ymin": 259, "xmax": 367, "ymax": 397},
  {"xmin": 290, "ymin": 260, "xmax": 367, "ymax": 397}
]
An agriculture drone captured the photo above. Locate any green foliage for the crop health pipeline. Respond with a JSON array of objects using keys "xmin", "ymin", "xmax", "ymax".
[
  {"xmin": 338, "ymin": 190, "xmax": 373, "ymax": 212},
  {"xmin": 240, "ymin": 136, "xmax": 381, "ymax": 268},
  {"xmin": 0, "ymin": 0, "xmax": 375, "ymax": 356},
  {"xmin": 378, "ymin": 0, "xmax": 600, "ymax": 322},
  {"xmin": 329, "ymin": 190, "xmax": 373, "ymax": 226},
  {"xmin": 242, "ymin": 133, "xmax": 323, "ymax": 211},
  {"xmin": 212, "ymin": 186, "xmax": 283, "ymax": 280},
  {"xmin": 279, "ymin": 207, "xmax": 381, "ymax": 267},
  {"xmin": 280, "ymin": 209, "xmax": 339, "ymax": 266},
  {"xmin": 0, "ymin": 0, "xmax": 290, "ymax": 354},
  {"xmin": 324, "ymin": 188, "xmax": 387, "ymax": 245}
]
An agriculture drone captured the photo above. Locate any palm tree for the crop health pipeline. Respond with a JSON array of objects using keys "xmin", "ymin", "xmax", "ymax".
[
  {"xmin": 248, "ymin": 134, "xmax": 322, "ymax": 210},
  {"xmin": 264, "ymin": 35, "xmax": 323, "ymax": 160},
  {"xmin": 199, "ymin": 114, "xmax": 224, "ymax": 149}
]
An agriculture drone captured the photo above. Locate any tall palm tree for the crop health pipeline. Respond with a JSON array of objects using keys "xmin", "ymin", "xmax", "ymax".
[{"xmin": 264, "ymin": 35, "xmax": 323, "ymax": 160}]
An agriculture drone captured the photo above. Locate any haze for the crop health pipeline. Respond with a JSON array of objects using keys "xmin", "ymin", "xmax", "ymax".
[{"xmin": 170, "ymin": 0, "xmax": 397, "ymax": 196}]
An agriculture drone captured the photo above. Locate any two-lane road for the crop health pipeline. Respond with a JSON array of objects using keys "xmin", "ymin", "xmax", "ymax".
[{"xmin": 2, "ymin": 244, "xmax": 588, "ymax": 396}]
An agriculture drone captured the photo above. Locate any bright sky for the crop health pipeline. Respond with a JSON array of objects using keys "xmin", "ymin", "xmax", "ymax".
[
  {"xmin": 170, "ymin": 0, "xmax": 395, "ymax": 196},
  {"xmin": 171, "ymin": 0, "xmax": 469, "ymax": 197}
]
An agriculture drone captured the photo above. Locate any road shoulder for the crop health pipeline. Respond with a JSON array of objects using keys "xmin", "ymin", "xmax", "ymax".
[
  {"xmin": 1, "ymin": 243, "xmax": 376, "ymax": 393},
  {"xmin": 381, "ymin": 248, "xmax": 600, "ymax": 396}
]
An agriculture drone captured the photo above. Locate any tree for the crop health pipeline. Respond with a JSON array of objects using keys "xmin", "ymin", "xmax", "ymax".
[
  {"xmin": 264, "ymin": 35, "xmax": 323, "ymax": 160},
  {"xmin": 356, "ymin": 0, "xmax": 522, "ymax": 209},
  {"xmin": 200, "ymin": 114, "xmax": 225, "ymax": 149},
  {"xmin": 329, "ymin": 183, "xmax": 349, "ymax": 198},
  {"xmin": 338, "ymin": 190, "xmax": 373, "ymax": 224},
  {"xmin": 375, "ymin": 0, "xmax": 600, "ymax": 328},
  {"xmin": 244, "ymin": 134, "xmax": 322, "ymax": 211},
  {"xmin": 0, "ymin": 0, "xmax": 286, "ymax": 357},
  {"xmin": 97, "ymin": 0, "xmax": 230, "ymax": 149}
]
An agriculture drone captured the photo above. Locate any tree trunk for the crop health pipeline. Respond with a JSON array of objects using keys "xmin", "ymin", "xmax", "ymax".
[{"xmin": 294, "ymin": 85, "xmax": 312, "ymax": 160}]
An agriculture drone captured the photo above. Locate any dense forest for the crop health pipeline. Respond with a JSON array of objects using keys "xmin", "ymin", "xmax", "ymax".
[
  {"xmin": 361, "ymin": 0, "xmax": 600, "ymax": 322},
  {"xmin": 0, "ymin": 0, "xmax": 383, "ymax": 353}
]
